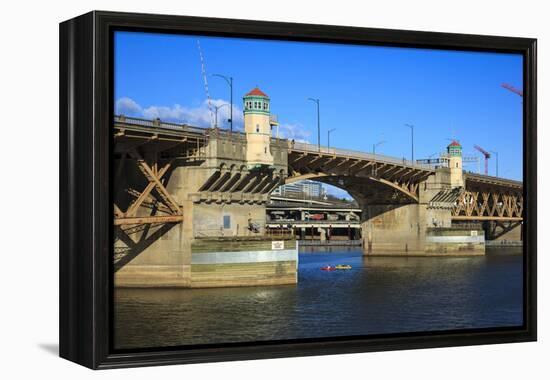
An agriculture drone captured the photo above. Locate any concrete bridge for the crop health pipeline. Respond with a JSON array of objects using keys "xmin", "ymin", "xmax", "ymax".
[{"xmin": 113, "ymin": 88, "xmax": 523, "ymax": 288}]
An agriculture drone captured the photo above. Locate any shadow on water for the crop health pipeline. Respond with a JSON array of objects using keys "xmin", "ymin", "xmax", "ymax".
[{"xmin": 114, "ymin": 246, "xmax": 523, "ymax": 350}]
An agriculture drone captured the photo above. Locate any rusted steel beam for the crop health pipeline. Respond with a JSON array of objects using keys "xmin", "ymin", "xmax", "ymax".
[
  {"xmin": 137, "ymin": 159, "xmax": 181, "ymax": 215},
  {"xmin": 114, "ymin": 215, "xmax": 184, "ymax": 225},
  {"xmin": 306, "ymin": 154, "xmax": 327, "ymax": 166},
  {"xmin": 351, "ymin": 162, "xmax": 373, "ymax": 176},
  {"xmin": 125, "ymin": 162, "xmax": 173, "ymax": 217},
  {"xmin": 288, "ymin": 152, "xmax": 311, "ymax": 166},
  {"xmin": 374, "ymin": 177, "xmax": 419, "ymax": 202},
  {"xmin": 386, "ymin": 166, "xmax": 409, "ymax": 181},
  {"xmin": 378, "ymin": 165, "xmax": 400, "ymax": 177},
  {"xmin": 346, "ymin": 159, "xmax": 363, "ymax": 170},
  {"xmin": 114, "ymin": 204, "xmax": 124, "ymax": 218},
  {"xmin": 398, "ymin": 168, "xmax": 420, "ymax": 182},
  {"xmin": 309, "ymin": 155, "xmax": 336, "ymax": 170},
  {"xmin": 318, "ymin": 158, "xmax": 344, "ymax": 173}
]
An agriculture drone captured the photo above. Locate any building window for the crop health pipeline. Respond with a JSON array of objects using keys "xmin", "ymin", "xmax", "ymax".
[
  {"xmin": 223, "ymin": 215, "xmax": 231, "ymax": 229},
  {"xmin": 256, "ymin": 124, "xmax": 260, "ymax": 132},
  {"xmin": 264, "ymin": 147, "xmax": 267, "ymax": 154}
]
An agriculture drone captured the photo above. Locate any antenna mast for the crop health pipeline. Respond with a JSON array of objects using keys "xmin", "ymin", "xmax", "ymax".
[{"xmin": 197, "ymin": 40, "xmax": 215, "ymax": 128}]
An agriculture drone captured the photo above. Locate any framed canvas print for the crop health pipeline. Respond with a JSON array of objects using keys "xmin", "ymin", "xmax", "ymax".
[{"xmin": 59, "ymin": 11, "xmax": 537, "ymax": 369}]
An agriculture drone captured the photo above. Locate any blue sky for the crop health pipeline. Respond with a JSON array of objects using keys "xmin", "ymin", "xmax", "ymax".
[{"xmin": 114, "ymin": 31, "xmax": 523, "ymax": 189}]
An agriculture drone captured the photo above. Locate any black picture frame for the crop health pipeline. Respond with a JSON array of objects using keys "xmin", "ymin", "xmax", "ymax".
[{"xmin": 59, "ymin": 10, "xmax": 537, "ymax": 369}]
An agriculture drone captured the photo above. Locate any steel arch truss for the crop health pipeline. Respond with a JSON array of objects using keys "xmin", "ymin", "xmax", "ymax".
[
  {"xmin": 287, "ymin": 150, "xmax": 432, "ymax": 204},
  {"xmin": 452, "ymin": 188, "xmax": 523, "ymax": 221}
]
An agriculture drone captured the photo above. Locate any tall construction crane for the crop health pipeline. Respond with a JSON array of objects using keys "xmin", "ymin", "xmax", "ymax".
[
  {"xmin": 474, "ymin": 145, "xmax": 491, "ymax": 175},
  {"xmin": 501, "ymin": 83, "xmax": 523, "ymax": 97}
]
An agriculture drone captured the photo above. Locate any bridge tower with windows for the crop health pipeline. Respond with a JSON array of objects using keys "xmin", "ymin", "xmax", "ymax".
[
  {"xmin": 447, "ymin": 140, "xmax": 464, "ymax": 188},
  {"xmin": 243, "ymin": 87, "xmax": 275, "ymax": 168}
]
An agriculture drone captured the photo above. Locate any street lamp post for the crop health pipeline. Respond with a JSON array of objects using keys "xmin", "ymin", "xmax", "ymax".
[
  {"xmin": 372, "ymin": 140, "xmax": 386, "ymax": 176},
  {"xmin": 327, "ymin": 128, "xmax": 336, "ymax": 150},
  {"xmin": 372, "ymin": 140, "xmax": 385, "ymax": 155},
  {"xmin": 308, "ymin": 98, "xmax": 321, "ymax": 152},
  {"xmin": 212, "ymin": 74, "xmax": 233, "ymax": 132},
  {"xmin": 491, "ymin": 150, "xmax": 499, "ymax": 177},
  {"xmin": 404, "ymin": 123, "xmax": 414, "ymax": 164},
  {"xmin": 213, "ymin": 103, "xmax": 229, "ymax": 129}
]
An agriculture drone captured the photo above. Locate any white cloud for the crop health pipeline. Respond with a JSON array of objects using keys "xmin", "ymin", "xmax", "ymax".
[
  {"xmin": 115, "ymin": 97, "xmax": 244, "ymax": 129},
  {"xmin": 114, "ymin": 98, "xmax": 313, "ymax": 143},
  {"xmin": 115, "ymin": 97, "xmax": 142, "ymax": 116},
  {"xmin": 277, "ymin": 122, "xmax": 311, "ymax": 143}
]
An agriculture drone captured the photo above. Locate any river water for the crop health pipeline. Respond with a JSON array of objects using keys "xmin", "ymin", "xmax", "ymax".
[{"xmin": 114, "ymin": 247, "xmax": 523, "ymax": 350}]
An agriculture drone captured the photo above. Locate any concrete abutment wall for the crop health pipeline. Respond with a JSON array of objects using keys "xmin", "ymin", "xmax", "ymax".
[{"xmin": 115, "ymin": 134, "xmax": 296, "ymax": 288}]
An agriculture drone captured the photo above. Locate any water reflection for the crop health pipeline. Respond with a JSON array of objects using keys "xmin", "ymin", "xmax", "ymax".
[{"xmin": 114, "ymin": 247, "xmax": 523, "ymax": 349}]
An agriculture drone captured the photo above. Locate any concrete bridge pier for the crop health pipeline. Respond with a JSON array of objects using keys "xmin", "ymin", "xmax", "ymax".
[
  {"xmin": 359, "ymin": 166, "xmax": 485, "ymax": 257},
  {"xmin": 114, "ymin": 164, "xmax": 201, "ymax": 288},
  {"xmin": 361, "ymin": 204, "xmax": 427, "ymax": 256},
  {"xmin": 360, "ymin": 201, "xmax": 485, "ymax": 256}
]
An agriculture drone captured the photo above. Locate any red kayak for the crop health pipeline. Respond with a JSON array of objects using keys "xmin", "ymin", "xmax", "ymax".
[{"xmin": 320, "ymin": 266, "xmax": 336, "ymax": 271}]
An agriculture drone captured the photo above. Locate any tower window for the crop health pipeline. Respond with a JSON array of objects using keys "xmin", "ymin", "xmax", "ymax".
[
  {"xmin": 256, "ymin": 124, "xmax": 260, "ymax": 133},
  {"xmin": 264, "ymin": 147, "xmax": 267, "ymax": 154}
]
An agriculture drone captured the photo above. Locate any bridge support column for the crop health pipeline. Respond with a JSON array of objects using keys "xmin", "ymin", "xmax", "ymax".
[
  {"xmin": 361, "ymin": 203, "xmax": 485, "ymax": 256},
  {"xmin": 114, "ymin": 198, "xmax": 195, "ymax": 288},
  {"xmin": 361, "ymin": 204, "xmax": 426, "ymax": 256}
]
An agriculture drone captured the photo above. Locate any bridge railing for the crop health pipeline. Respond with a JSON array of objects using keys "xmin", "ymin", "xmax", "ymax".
[
  {"xmin": 114, "ymin": 115, "xmax": 208, "ymax": 135},
  {"xmin": 291, "ymin": 141, "xmax": 435, "ymax": 170}
]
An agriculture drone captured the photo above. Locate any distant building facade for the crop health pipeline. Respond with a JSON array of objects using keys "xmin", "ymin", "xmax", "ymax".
[{"xmin": 272, "ymin": 180, "xmax": 326, "ymax": 199}]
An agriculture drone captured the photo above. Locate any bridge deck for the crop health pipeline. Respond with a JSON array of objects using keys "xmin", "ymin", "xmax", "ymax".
[
  {"xmin": 113, "ymin": 116, "xmax": 523, "ymax": 191},
  {"xmin": 464, "ymin": 172, "xmax": 523, "ymax": 189},
  {"xmin": 289, "ymin": 142, "xmax": 435, "ymax": 171}
]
